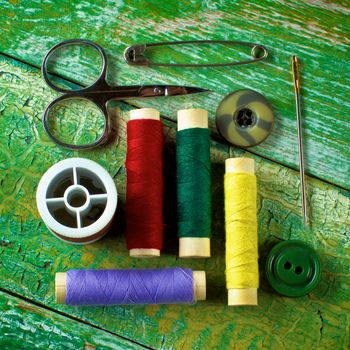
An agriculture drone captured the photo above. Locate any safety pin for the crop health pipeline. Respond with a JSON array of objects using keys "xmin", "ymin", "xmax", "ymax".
[{"xmin": 124, "ymin": 40, "xmax": 268, "ymax": 67}]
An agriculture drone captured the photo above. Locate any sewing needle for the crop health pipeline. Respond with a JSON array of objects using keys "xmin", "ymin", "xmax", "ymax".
[{"xmin": 292, "ymin": 55, "xmax": 308, "ymax": 226}]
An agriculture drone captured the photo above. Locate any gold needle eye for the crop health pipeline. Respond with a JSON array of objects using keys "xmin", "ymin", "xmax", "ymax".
[{"xmin": 292, "ymin": 55, "xmax": 300, "ymax": 92}]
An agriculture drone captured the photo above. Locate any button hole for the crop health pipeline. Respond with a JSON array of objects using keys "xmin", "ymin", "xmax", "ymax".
[
  {"xmin": 295, "ymin": 266, "xmax": 303, "ymax": 275},
  {"xmin": 284, "ymin": 261, "xmax": 292, "ymax": 270}
]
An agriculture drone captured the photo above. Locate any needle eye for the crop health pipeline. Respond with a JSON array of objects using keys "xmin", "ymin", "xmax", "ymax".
[{"xmin": 153, "ymin": 87, "xmax": 164, "ymax": 95}]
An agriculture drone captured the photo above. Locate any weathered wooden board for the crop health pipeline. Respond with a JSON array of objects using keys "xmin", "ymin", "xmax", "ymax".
[
  {"xmin": 1, "ymin": 0, "xmax": 349, "ymax": 189},
  {"xmin": 0, "ymin": 54, "xmax": 349, "ymax": 349},
  {"xmin": 0, "ymin": 291, "xmax": 147, "ymax": 350}
]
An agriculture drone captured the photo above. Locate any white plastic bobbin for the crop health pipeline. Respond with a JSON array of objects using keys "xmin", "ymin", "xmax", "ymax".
[{"xmin": 36, "ymin": 158, "xmax": 118, "ymax": 244}]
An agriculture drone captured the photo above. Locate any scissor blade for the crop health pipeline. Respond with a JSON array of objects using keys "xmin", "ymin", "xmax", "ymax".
[
  {"xmin": 137, "ymin": 85, "xmax": 210, "ymax": 98},
  {"xmin": 166, "ymin": 85, "xmax": 210, "ymax": 96},
  {"xmin": 85, "ymin": 85, "xmax": 210, "ymax": 100}
]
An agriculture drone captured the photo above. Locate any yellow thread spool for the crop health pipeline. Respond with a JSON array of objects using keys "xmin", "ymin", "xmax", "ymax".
[{"xmin": 225, "ymin": 157, "xmax": 259, "ymax": 306}]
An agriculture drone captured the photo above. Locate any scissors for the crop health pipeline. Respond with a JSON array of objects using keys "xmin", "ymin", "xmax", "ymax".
[{"xmin": 41, "ymin": 39, "xmax": 209, "ymax": 150}]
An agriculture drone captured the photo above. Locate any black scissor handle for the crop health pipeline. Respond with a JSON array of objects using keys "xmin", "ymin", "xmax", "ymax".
[
  {"xmin": 42, "ymin": 94, "xmax": 109, "ymax": 150},
  {"xmin": 41, "ymin": 38, "xmax": 108, "ymax": 94}
]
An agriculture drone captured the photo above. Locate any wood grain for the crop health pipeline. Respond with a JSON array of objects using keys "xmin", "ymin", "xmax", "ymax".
[
  {"xmin": 0, "ymin": 291, "xmax": 146, "ymax": 350},
  {"xmin": 1, "ymin": 0, "xmax": 349, "ymax": 189},
  {"xmin": 0, "ymin": 54, "xmax": 349, "ymax": 349}
]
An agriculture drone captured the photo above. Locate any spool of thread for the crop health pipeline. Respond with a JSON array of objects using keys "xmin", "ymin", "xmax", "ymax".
[
  {"xmin": 224, "ymin": 157, "xmax": 259, "ymax": 306},
  {"xmin": 126, "ymin": 108, "xmax": 164, "ymax": 257},
  {"xmin": 177, "ymin": 109, "xmax": 211, "ymax": 258},
  {"xmin": 55, "ymin": 268, "xmax": 206, "ymax": 305}
]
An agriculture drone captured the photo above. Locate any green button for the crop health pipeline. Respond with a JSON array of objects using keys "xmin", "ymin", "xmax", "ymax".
[
  {"xmin": 265, "ymin": 240, "xmax": 321, "ymax": 297},
  {"xmin": 215, "ymin": 89, "xmax": 274, "ymax": 148}
]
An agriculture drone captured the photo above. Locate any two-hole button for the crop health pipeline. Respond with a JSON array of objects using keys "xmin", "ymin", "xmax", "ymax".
[{"xmin": 266, "ymin": 240, "xmax": 321, "ymax": 297}]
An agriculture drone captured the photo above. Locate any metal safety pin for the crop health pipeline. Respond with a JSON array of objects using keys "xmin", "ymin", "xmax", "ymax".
[{"xmin": 124, "ymin": 40, "xmax": 268, "ymax": 67}]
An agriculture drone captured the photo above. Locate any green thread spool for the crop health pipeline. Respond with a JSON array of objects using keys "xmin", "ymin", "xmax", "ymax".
[{"xmin": 177, "ymin": 109, "xmax": 211, "ymax": 258}]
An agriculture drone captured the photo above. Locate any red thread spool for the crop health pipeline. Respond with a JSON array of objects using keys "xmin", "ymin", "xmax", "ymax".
[{"xmin": 126, "ymin": 108, "xmax": 164, "ymax": 257}]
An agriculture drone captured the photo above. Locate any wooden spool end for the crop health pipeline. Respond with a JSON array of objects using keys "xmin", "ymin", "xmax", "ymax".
[
  {"xmin": 193, "ymin": 271, "xmax": 206, "ymax": 301},
  {"xmin": 225, "ymin": 157, "xmax": 255, "ymax": 175},
  {"xmin": 129, "ymin": 248, "xmax": 160, "ymax": 258},
  {"xmin": 177, "ymin": 109, "xmax": 208, "ymax": 131},
  {"xmin": 179, "ymin": 238, "xmax": 210, "ymax": 258},
  {"xmin": 228, "ymin": 288, "xmax": 257, "ymax": 306},
  {"xmin": 55, "ymin": 272, "xmax": 67, "ymax": 304},
  {"xmin": 130, "ymin": 108, "xmax": 160, "ymax": 120}
]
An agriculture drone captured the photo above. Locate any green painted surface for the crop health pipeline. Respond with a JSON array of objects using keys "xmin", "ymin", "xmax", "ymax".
[
  {"xmin": 0, "ymin": 53, "xmax": 349, "ymax": 349},
  {"xmin": 1, "ymin": 0, "xmax": 349, "ymax": 189},
  {"xmin": 0, "ymin": 291, "xmax": 146, "ymax": 350}
]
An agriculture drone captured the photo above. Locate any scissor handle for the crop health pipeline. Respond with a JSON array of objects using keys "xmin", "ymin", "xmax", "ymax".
[
  {"xmin": 41, "ymin": 39, "xmax": 108, "ymax": 93},
  {"xmin": 42, "ymin": 94, "xmax": 110, "ymax": 150}
]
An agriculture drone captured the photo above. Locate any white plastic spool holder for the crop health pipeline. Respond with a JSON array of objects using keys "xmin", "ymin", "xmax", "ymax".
[{"xmin": 36, "ymin": 158, "xmax": 118, "ymax": 244}]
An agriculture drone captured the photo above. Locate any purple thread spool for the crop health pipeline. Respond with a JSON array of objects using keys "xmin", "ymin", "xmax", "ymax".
[{"xmin": 56, "ymin": 268, "xmax": 206, "ymax": 305}]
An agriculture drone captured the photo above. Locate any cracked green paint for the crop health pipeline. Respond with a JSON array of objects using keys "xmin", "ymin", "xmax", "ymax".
[
  {"xmin": 0, "ymin": 291, "xmax": 145, "ymax": 350},
  {"xmin": 0, "ymin": 54, "xmax": 349, "ymax": 349},
  {"xmin": 1, "ymin": 0, "xmax": 349, "ymax": 189}
]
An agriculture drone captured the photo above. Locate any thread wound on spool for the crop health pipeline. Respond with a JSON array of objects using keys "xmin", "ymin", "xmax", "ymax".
[
  {"xmin": 176, "ymin": 109, "xmax": 211, "ymax": 258},
  {"xmin": 225, "ymin": 158, "xmax": 259, "ymax": 306},
  {"xmin": 126, "ymin": 114, "xmax": 164, "ymax": 253},
  {"xmin": 59, "ymin": 268, "xmax": 203, "ymax": 305},
  {"xmin": 177, "ymin": 129, "xmax": 211, "ymax": 238}
]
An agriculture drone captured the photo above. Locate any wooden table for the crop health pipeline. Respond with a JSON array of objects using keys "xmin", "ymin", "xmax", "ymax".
[{"xmin": 0, "ymin": 1, "xmax": 349, "ymax": 349}]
